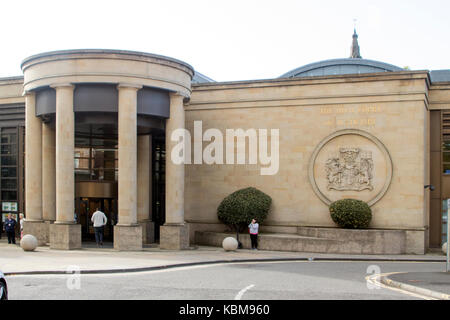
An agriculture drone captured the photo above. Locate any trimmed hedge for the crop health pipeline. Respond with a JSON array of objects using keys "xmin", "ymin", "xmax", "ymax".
[
  {"xmin": 217, "ymin": 187, "xmax": 272, "ymax": 231},
  {"xmin": 329, "ymin": 199, "xmax": 372, "ymax": 229}
]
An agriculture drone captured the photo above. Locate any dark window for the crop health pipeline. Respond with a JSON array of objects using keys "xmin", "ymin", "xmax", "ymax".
[
  {"xmin": 1, "ymin": 134, "xmax": 16, "ymax": 144},
  {"xmin": 444, "ymin": 152, "xmax": 450, "ymax": 163},
  {"xmin": 1, "ymin": 144, "xmax": 17, "ymax": 155},
  {"xmin": 443, "ymin": 135, "xmax": 450, "ymax": 174},
  {"xmin": 2, "ymin": 191, "xmax": 17, "ymax": 200},
  {"xmin": 1, "ymin": 179, "xmax": 16, "ymax": 190},
  {"xmin": 1, "ymin": 156, "xmax": 16, "ymax": 166},
  {"xmin": 1, "ymin": 167, "xmax": 16, "ymax": 178},
  {"xmin": 0, "ymin": 127, "xmax": 21, "ymax": 213}
]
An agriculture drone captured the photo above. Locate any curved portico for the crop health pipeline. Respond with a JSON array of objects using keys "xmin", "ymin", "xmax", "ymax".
[{"xmin": 21, "ymin": 49, "xmax": 194, "ymax": 250}]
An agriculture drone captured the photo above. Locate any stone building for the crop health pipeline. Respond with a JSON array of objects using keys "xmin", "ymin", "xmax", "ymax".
[{"xmin": 0, "ymin": 31, "xmax": 449, "ymax": 253}]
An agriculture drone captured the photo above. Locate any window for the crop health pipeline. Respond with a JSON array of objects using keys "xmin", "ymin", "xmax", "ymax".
[
  {"xmin": 0, "ymin": 128, "xmax": 19, "ymax": 203},
  {"xmin": 443, "ymin": 112, "xmax": 450, "ymax": 173},
  {"xmin": 75, "ymin": 137, "xmax": 118, "ymax": 182}
]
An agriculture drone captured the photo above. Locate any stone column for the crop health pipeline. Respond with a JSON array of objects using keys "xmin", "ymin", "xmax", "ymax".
[
  {"xmin": 42, "ymin": 122, "xmax": 56, "ymax": 243},
  {"xmin": 160, "ymin": 92, "xmax": 188, "ymax": 250},
  {"xmin": 50, "ymin": 84, "xmax": 81, "ymax": 250},
  {"xmin": 114, "ymin": 83, "xmax": 143, "ymax": 251},
  {"xmin": 137, "ymin": 134, "xmax": 154, "ymax": 244},
  {"xmin": 23, "ymin": 91, "xmax": 46, "ymax": 245}
]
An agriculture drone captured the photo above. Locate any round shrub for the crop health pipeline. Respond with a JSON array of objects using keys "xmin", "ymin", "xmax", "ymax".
[
  {"xmin": 329, "ymin": 199, "xmax": 372, "ymax": 229},
  {"xmin": 217, "ymin": 187, "xmax": 272, "ymax": 232}
]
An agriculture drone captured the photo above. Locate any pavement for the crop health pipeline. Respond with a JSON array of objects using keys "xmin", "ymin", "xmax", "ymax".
[
  {"xmin": 379, "ymin": 271, "xmax": 450, "ymax": 300},
  {"xmin": 1, "ymin": 238, "xmax": 449, "ymax": 299}
]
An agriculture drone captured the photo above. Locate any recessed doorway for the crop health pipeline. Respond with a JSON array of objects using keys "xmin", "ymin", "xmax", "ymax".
[{"xmin": 76, "ymin": 197, "xmax": 117, "ymax": 242}]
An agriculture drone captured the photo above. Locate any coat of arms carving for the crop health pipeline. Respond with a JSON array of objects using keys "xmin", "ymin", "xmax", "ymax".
[{"xmin": 325, "ymin": 148, "xmax": 373, "ymax": 191}]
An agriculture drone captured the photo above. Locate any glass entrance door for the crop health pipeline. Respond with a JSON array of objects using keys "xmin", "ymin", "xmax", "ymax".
[{"xmin": 77, "ymin": 197, "xmax": 117, "ymax": 242}]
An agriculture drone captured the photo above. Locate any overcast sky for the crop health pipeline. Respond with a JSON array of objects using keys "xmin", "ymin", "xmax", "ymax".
[{"xmin": 0, "ymin": 0, "xmax": 449, "ymax": 81}]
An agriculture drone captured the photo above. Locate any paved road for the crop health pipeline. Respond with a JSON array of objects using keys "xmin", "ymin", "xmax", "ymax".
[{"xmin": 5, "ymin": 261, "xmax": 446, "ymax": 300}]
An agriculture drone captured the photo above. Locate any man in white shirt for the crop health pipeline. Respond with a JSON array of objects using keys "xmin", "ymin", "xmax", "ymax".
[{"xmin": 91, "ymin": 208, "xmax": 107, "ymax": 247}]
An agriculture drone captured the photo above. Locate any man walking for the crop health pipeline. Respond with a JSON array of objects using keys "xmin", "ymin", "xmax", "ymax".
[
  {"xmin": 248, "ymin": 218, "xmax": 259, "ymax": 250},
  {"xmin": 91, "ymin": 208, "xmax": 107, "ymax": 247},
  {"xmin": 4, "ymin": 214, "xmax": 17, "ymax": 244}
]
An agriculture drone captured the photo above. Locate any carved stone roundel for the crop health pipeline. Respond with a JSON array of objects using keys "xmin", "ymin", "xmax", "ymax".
[{"xmin": 308, "ymin": 129, "xmax": 393, "ymax": 207}]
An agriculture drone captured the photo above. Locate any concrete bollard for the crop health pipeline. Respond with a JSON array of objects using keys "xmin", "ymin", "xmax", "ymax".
[
  {"xmin": 222, "ymin": 237, "xmax": 238, "ymax": 251},
  {"xmin": 20, "ymin": 234, "xmax": 38, "ymax": 251}
]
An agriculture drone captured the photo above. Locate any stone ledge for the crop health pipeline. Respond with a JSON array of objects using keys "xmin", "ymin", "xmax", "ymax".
[
  {"xmin": 195, "ymin": 228, "xmax": 414, "ymax": 255},
  {"xmin": 297, "ymin": 226, "xmax": 407, "ymax": 254}
]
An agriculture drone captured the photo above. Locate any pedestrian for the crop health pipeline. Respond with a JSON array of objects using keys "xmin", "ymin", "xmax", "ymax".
[
  {"xmin": 0, "ymin": 217, "xmax": 3, "ymax": 240},
  {"xmin": 4, "ymin": 214, "xmax": 17, "ymax": 244},
  {"xmin": 248, "ymin": 218, "xmax": 259, "ymax": 250},
  {"xmin": 91, "ymin": 208, "xmax": 107, "ymax": 247},
  {"xmin": 19, "ymin": 213, "xmax": 24, "ymax": 239}
]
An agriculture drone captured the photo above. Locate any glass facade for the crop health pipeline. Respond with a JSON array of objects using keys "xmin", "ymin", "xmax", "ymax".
[
  {"xmin": 152, "ymin": 136, "xmax": 165, "ymax": 240},
  {"xmin": 443, "ymin": 117, "xmax": 450, "ymax": 174},
  {"xmin": 0, "ymin": 126, "xmax": 24, "ymax": 226},
  {"xmin": 1, "ymin": 128, "xmax": 20, "ymax": 201},
  {"xmin": 75, "ymin": 136, "xmax": 118, "ymax": 182}
]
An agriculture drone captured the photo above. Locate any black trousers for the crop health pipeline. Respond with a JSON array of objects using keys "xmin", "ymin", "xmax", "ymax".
[
  {"xmin": 94, "ymin": 226, "xmax": 104, "ymax": 244},
  {"xmin": 250, "ymin": 234, "xmax": 258, "ymax": 249},
  {"xmin": 6, "ymin": 231, "xmax": 15, "ymax": 244}
]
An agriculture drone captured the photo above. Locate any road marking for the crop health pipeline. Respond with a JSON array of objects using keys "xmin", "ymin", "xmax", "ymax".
[
  {"xmin": 234, "ymin": 284, "xmax": 255, "ymax": 300},
  {"xmin": 365, "ymin": 272, "xmax": 436, "ymax": 300}
]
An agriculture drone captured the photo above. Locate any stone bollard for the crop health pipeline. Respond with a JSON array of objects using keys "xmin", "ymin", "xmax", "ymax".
[
  {"xmin": 222, "ymin": 237, "xmax": 239, "ymax": 251},
  {"xmin": 20, "ymin": 234, "xmax": 38, "ymax": 251},
  {"xmin": 443, "ymin": 242, "xmax": 448, "ymax": 255}
]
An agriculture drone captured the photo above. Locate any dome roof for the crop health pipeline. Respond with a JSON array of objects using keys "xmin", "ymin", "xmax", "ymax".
[
  {"xmin": 192, "ymin": 71, "xmax": 215, "ymax": 83},
  {"xmin": 279, "ymin": 58, "xmax": 403, "ymax": 79}
]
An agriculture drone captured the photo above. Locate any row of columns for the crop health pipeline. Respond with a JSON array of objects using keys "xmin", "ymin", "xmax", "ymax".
[{"xmin": 23, "ymin": 83, "xmax": 187, "ymax": 250}]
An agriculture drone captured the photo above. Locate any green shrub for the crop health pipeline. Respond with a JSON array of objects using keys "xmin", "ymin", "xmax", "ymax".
[
  {"xmin": 329, "ymin": 199, "xmax": 372, "ymax": 229},
  {"xmin": 217, "ymin": 187, "xmax": 272, "ymax": 233}
]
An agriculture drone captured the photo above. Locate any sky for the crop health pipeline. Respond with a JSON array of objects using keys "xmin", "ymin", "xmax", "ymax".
[{"xmin": 0, "ymin": 0, "xmax": 449, "ymax": 81}]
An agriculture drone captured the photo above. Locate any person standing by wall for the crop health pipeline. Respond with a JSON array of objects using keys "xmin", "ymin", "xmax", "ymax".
[
  {"xmin": 5, "ymin": 214, "xmax": 17, "ymax": 244},
  {"xmin": 91, "ymin": 208, "xmax": 107, "ymax": 247},
  {"xmin": 248, "ymin": 218, "xmax": 259, "ymax": 250}
]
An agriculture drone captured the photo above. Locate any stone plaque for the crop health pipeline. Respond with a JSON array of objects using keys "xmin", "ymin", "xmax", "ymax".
[{"xmin": 309, "ymin": 129, "xmax": 392, "ymax": 206}]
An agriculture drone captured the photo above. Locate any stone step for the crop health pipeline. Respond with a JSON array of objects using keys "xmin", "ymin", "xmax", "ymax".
[
  {"xmin": 297, "ymin": 226, "xmax": 407, "ymax": 254},
  {"xmin": 194, "ymin": 230, "xmax": 406, "ymax": 254},
  {"xmin": 195, "ymin": 231, "xmax": 340, "ymax": 254},
  {"xmin": 297, "ymin": 226, "xmax": 405, "ymax": 241}
]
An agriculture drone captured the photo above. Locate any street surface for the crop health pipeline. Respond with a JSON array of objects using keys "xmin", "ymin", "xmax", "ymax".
[{"xmin": 6, "ymin": 261, "xmax": 445, "ymax": 300}]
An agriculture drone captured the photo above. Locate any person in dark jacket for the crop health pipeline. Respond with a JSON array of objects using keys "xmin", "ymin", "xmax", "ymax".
[{"xmin": 4, "ymin": 214, "xmax": 16, "ymax": 244}]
